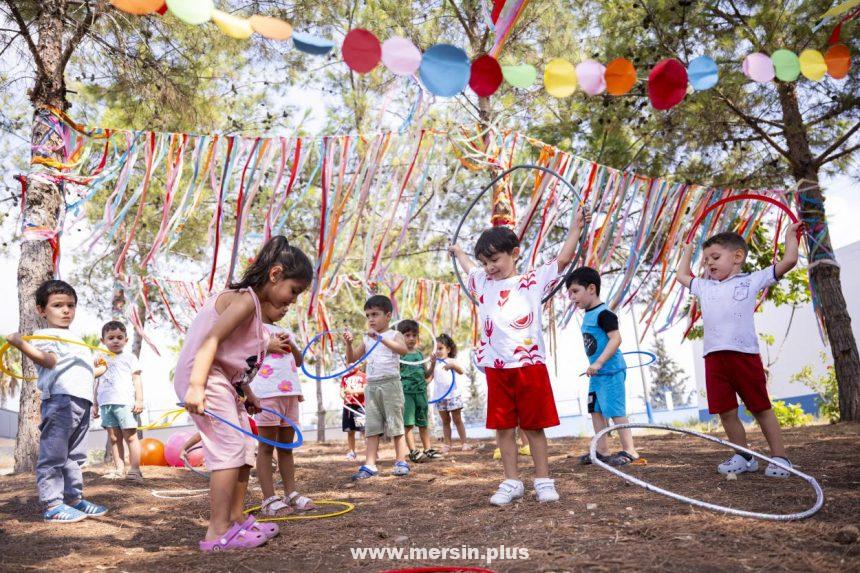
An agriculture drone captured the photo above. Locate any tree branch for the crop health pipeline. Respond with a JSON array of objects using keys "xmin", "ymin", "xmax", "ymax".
[
  {"xmin": 818, "ymin": 141, "xmax": 860, "ymax": 166},
  {"xmin": 59, "ymin": 0, "xmax": 99, "ymax": 72},
  {"xmin": 446, "ymin": 0, "xmax": 475, "ymax": 45},
  {"xmin": 715, "ymin": 89, "xmax": 792, "ymax": 163},
  {"xmin": 815, "ymin": 121, "xmax": 860, "ymax": 167},
  {"xmin": 6, "ymin": 0, "xmax": 46, "ymax": 77}
]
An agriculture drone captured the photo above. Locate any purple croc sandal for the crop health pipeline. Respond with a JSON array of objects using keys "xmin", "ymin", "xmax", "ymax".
[
  {"xmin": 199, "ymin": 522, "xmax": 268, "ymax": 552},
  {"xmin": 239, "ymin": 514, "xmax": 279, "ymax": 540}
]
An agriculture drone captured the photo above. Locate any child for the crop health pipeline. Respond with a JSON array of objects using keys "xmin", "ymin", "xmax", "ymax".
[
  {"xmin": 677, "ymin": 226, "xmax": 801, "ymax": 477},
  {"xmin": 251, "ymin": 300, "xmax": 314, "ymax": 517},
  {"xmin": 565, "ymin": 267, "xmax": 639, "ymax": 466},
  {"xmin": 396, "ymin": 319, "xmax": 440, "ymax": 463},
  {"xmin": 343, "ymin": 295, "xmax": 410, "ymax": 480},
  {"xmin": 492, "ymin": 429, "xmax": 529, "ymax": 459},
  {"xmin": 6, "ymin": 280, "xmax": 108, "ymax": 522},
  {"xmin": 174, "ymin": 235, "xmax": 313, "ymax": 551},
  {"xmin": 93, "ymin": 320, "xmax": 144, "ymax": 480},
  {"xmin": 449, "ymin": 206, "xmax": 588, "ymax": 505},
  {"xmin": 340, "ymin": 367, "xmax": 367, "ymax": 461},
  {"xmin": 431, "ymin": 333, "xmax": 470, "ymax": 452}
]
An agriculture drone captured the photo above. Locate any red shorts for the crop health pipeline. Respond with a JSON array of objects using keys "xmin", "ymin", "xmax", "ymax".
[
  {"xmin": 705, "ymin": 351, "xmax": 772, "ymax": 415},
  {"xmin": 485, "ymin": 363, "xmax": 559, "ymax": 430}
]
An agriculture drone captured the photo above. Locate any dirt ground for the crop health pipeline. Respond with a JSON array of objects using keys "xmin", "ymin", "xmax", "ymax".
[{"xmin": 0, "ymin": 423, "xmax": 858, "ymax": 573}]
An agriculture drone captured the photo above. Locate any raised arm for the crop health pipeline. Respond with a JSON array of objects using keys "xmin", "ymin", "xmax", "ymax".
[
  {"xmin": 370, "ymin": 330, "xmax": 409, "ymax": 356},
  {"xmin": 675, "ymin": 242, "xmax": 695, "ymax": 289},
  {"xmin": 775, "ymin": 222, "xmax": 802, "ymax": 279},
  {"xmin": 448, "ymin": 244, "xmax": 476, "ymax": 274},
  {"xmin": 343, "ymin": 330, "xmax": 365, "ymax": 365},
  {"xmin": 557, "ymin": 206, "xmax": 590, "ymax": 272},
  {"xmin": 6, "ymin": 333, "xmax": 57, "ymax": 369}
]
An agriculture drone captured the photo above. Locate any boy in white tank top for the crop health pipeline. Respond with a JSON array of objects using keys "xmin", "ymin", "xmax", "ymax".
[{"xmin": 343, "ymin": 295, "xmax": 410, "ymax": 480}]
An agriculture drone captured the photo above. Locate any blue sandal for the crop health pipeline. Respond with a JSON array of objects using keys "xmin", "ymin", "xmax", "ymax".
[
  {"xmin": 351, "ymin": 465, "xmax": 378, "ymax": 481},
  {"xmin": 71, "ymin": 499, "xmax": 108, "ymax": 517},
  {"xmin": 44, "ymin": 503, "xmax": 87, "ymax": 523}
]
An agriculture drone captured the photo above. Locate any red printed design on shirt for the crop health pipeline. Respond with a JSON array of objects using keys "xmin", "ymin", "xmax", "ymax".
[
  {"xmin": 497, "ymin": 290, "xmax": 510, "ymax": 308},
  {"xmin": 493, "ymin": 358, "xmax": 506, "ymax": 369},
  {"xmin": 510, "ymin": 312, "xmax": 534, "ymax": 330},
  {"xmin": 519, "ymin": 271, "xmax": 537, "ymax": 291},
  {"xmin": 484, "ymin": 318, "xmax": 494, "ymax": 339},
  {"xmin": 513, "ymin": 345, "xmax": 543, "ymax": 366}
]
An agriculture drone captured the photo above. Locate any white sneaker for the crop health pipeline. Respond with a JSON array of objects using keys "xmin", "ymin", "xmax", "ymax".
[
  {"xmin": 534, "ymin": 478, "xmax": 559, "ymax": 503},
  {"xmin": 489, "ymin": 479, "xmax": 524, "ymax": 506},
  {"xmin": 718, "ymin": 453, "xmax": 758, "ymax": 475},
  {"xmin": 765, "ymin": 457, "xmax": 792, "ymax": 479},
  {"xmin": 346, "ymin": 451, "xmax": 356, "ymax": 461}
]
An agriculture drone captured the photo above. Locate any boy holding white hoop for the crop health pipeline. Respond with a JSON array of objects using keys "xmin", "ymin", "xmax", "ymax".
[{"xmin": 677, "ymin": 226, "xmax": 801, "ymax": 478}]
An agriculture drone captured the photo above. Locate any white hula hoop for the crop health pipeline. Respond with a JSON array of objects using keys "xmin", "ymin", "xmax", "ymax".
[
  {"xmin": 151, "ymin": 488, "xmax": 209, "ymax": 499},
  {"xmin": 391, "ymin": 319, "xmax": 437, "ymax": 365},
  {"xmin": 590, "ymin": 423, "xmax": 824, "ymax": 521}
]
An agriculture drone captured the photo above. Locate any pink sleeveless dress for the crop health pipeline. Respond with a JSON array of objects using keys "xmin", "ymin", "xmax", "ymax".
[{"xmin": 174, "ymin": 289, "xmax": 269, "ymax": 471}]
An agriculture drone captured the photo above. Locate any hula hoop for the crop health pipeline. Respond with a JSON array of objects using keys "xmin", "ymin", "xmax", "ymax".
[
  {"xmin": 138, "ymin": 408, "xmax": 186, "ymax": 430},
  {"xmin": 684, "ymin": 194, "xmax": 798, "ymax": 244},
  {"xmin": 178, "ymin": 403, "xmax": 304, "ymax": 450},
  {"xmin": 590, "ymin": 423, "xmax": 824, "ymax": 521},
  {"xmin": 151, "ymin": 488, "xmax": 208, "ymax": 499},
  {"xmin": 582, "ymin": 350, "xmax": 657, "ymax": 377},
  {"xmin": 300, "ymin": 330, "xmax": 381, "ymax": 380},
  {"xmin": 0, "ymin": 335, "xmax": 116, "ymax": 381},
  {"xmin": 451, "ymin": 164, "xmax": 587, "ymax": 307},
  {"xmin": 244, "ymin": 499, "xmax": 355, "ymax": 522},
  {"xmin": 428, "ymin": 359, "xmax": 457, "ymax": 404},
  {"xmin": 182, "ymin": 444, "xmax": 210, "ymax": 479},
  {"xmin": 391, "ymin": 319, "xmax": 438, "ymax": 366}
]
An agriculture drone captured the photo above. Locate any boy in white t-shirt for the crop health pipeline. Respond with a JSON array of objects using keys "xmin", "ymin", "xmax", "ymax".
[
  {"xmin": 93, "ymin": 321, "xmax": 143, "ymax": 480},
  {"xmin": 677, "ymin": 224, "xmax": 801, "ymax": 478}
]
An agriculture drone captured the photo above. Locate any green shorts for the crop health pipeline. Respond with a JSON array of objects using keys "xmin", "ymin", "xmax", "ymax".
[
  {"xmin": 403, "ymin": 392, "xmax": 428, "ymax": 428},
  {"xmin": 364, "ymin": 375, "xmax": 405, "ymax": 438}
]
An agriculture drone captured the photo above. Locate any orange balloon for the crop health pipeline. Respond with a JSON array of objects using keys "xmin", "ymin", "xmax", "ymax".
[
  {"xmin": 109, "ymin": 0, "xmax": 164, "ymax": 15},
  {"xmin": 249, "ymin": 15, "xmax": 293, "ymax": 40},
  {"xmin": 140, "ymin": 437, "xmax": 167, "ymax": 466},
  {"xmin": 825, "ymin": 44, "xmax": 851, "ymax": 79},
  {"xmin": 605, "ymin": 58, "xmax": 637, "ymax": 96}
]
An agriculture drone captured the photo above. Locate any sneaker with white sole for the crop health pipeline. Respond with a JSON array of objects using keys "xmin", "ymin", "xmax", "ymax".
[
  {"xmin": 718, "ymin": 453, "xmax": 758, "ymax": 475},
  {"xmin": 392, "ymin": 460, "xmax": 410, "ymax": 476},
  {"xmin": 534, "ymin": 478, "xmax": 559, "ymax": 503},
  {"xmin": 765, "ymin": 456, "xmax": 792, "ymax": 479},
  {"xmin": 489, "ymin": 479, "xmax": 524, "ymax": 506}
]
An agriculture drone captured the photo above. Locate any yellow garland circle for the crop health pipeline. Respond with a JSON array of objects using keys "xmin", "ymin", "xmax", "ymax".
[
  {"xmin": 0, "ymin": 335, "xmax": 116, "ymax": 381},
  {"xmin": 243, "ymin": 499, "xmax": 355, "ymax": 522}
]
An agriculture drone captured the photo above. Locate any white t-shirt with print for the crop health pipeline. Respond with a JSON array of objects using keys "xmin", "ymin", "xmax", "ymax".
[
  {"xmin": 250, "ymin": 324, "xmax": 302, "ymax": 399},
  {"xmin": 31, "ymin": 328, "xmax": 95, "ymax": 402},
  {"xmin": 468, "ymin": 260, "xmax": 561, "ymax": 369},
  {"xmin": 690, "ymin": 266, "xmax": 777, "ymax": 356},
  {"xmin": 364, "ymin": 329, "xmax": 400, "ymax": 381},
  {"xmin": 431, "ymin": 359, "xmax": 463, "ymax": 401},
  {"xmin": 97, "ymin": 351, "xmax": 141, "ymax": 406}
]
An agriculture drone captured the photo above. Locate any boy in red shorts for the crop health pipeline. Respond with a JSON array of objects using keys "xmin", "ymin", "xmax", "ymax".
[
  {"xmin": 677, "ymin": 224, "xmax": 801, "ymax": 478},
  {"xmin": 449, "ymin": 207, "xmax": 588, "ymax": 505}
]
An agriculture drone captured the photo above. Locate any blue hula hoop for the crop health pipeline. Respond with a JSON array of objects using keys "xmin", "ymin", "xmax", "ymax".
[
  {"xmin": 178, "ymin": 403, "xmax": 304, "ymax": 450},
  {"xmin": 428, "ymin": 359, "xmax": 457, "ymax": 404},
  {"xmin": 586, "ymin": 350, "xmax": 657, "ymax": 377},
  {"xmin": 300, "ymin": 330, "xmax": 381, "ymax": 381}
]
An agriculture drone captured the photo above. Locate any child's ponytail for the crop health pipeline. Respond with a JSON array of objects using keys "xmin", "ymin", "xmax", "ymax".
[{"xmin": 229, "ymin": 235, "xmax": 314, "ymax": 290}]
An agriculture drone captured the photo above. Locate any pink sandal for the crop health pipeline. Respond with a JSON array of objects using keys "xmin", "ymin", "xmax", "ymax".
[
  {"xmin": 199, "ymin": 522, "xmax": 268, "ymax": 552},
  {"xmin": 239, "ymin": 514, "xmax": 279, "ymax": 540}
]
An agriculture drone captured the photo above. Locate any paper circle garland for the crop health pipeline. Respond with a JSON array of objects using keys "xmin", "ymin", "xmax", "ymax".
[
  {"xmin": 771, "ymin": 49, "xmax": 801, "ymax": 82},
  {"xmin": 469, "ymin": 54, "xmax": 503, "ymax": 97},
  {"xmin": 687, "ymin": 55, "xmax": 719, "ymax": 90},
  {"xmin": 249, "ymin": 15, "xmax": 292, "ymax": 40},
  {"xmin": 605, "ymin": 58, "xmax": 636, "ymax": 96},
  {"xmin": 212, "ymin": 10, "xmax": 253, "ymax": 39},
  {"xmin": 381, "ymin": 37, "xmax": 421, "ymax": 76},
  {"xmin": 292, "ymin": 32, "xmax": 335, "ymax": 55},
  {"xmin": 502, "ymin": 64, "xmax": 536, "ymax": 88},
  {"xmin": 825, "ymin": 44, "xmax": 851, "ymax": 79},
  {"xmin": 576, "ymin": 59, "xmax": 606, "ymax": 96},
  {"xmin": 419, "ymin": 44, "xmax": 471, "ymax": 97},
  {"xmin": 799, "ymin": 49, "xmax": 827, "ymax": 81},
  {"xmin": 648, "ymin": 58, "xmax": 688, "ymax": 110},
  {"xmin": 544, "ymin": 58, "xmax": 577, "ymax": 98},
  {"xmin": 342, "ymin": 29, "xmax": 382, "ymax": 74},
  {"xmin": 165, "ymin": 0, "xmax": 212, "ymax": 25},
  {"xmin": 742, "ymin": 52, "xmax": 775, "ymax": 83},
  {"xmin": 110, "ymin": 0, "xmax": 164, "ymax": 15}
]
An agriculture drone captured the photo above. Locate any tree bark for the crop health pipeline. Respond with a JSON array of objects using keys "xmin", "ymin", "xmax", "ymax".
[
  {"xmin": 776, "ymin": 83, "xmax": 860, "ymax": 422},
  {"xmin": 315, "ymin": 362, "xmax": 325, "ymax": 442}
]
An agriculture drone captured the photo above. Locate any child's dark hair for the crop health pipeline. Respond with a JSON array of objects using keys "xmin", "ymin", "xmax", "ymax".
[
  {"xmin": 703, "ymin": 232, "xmax": 748, "ymax": 257},
  {"xmin": 396, "ymin": 319, "xmax": 419, "ymax": 336},
  {"xmin": 474, "ymin": 226, "xmax": 520, "ymax": 260},
  {"xmin": 564, "ymin": 266, "xmax": 601, "ymax": 295},
  {"xmin": 35, "ymin": 280, "xmax": 77, "ymax": 308},
  {"xmin": 101, "ymin": 321, "xmax": 127, "ymax": 338},
  {"xmin": 228, "ymin": 235, "xmax": 313, "ymax": 290},
  {"xmin": 436, "ymin": 333, "xmax": 457, "ymax": 358},
  {"xmin": 364, "ymin": 295, "xmax": 393, "ymax": 314}
]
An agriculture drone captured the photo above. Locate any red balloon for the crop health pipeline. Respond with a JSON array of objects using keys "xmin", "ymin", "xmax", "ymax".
[
  {"xmin": 140, "ymin": 437, "xmax": 167, "ymax": 466},
  {"xmin": 342, "ymin": 29, "xmax": 381, "ymax": 74},
  {"xmin": 648, "ymin": 58, "xmax": 688, "ymax": 110},
  {"xmin": 469, "ymin": 54, "xmax": 503, "ymax": 97}
]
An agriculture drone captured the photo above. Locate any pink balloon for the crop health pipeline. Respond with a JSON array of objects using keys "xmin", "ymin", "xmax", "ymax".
[
  {"xmin": 381, "ymin": 36, "xmax": 421, "ymax": 76},
  {"xmin": 576, "ymin": 59, "xmax": 606, "ymax": 96},
  {"xmin": 186, "ymin": 444, "xmax": 205, "ymax": 467},
  {"xmin": 164, "ymin": 431, "xmax": 192, "ymax": 468},
  {"xmin": 743, "ymin": 53, "xmax": 774, "ymax": 83}
]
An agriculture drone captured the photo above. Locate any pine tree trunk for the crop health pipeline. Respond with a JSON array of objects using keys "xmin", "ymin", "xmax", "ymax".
[
  {"xmin": 776, "ymin": 83, "xmax": 860, "ymax": 422},
  {"xmin": 13, "ymin": 2, "xmax": 71, "ymax": 473},
  {"xmin": 316, "ymin": 363, "xmax": 325, "ymax": 442}
]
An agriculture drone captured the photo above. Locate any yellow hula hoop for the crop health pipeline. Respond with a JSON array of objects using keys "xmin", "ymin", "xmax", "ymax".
[
  {"xmin": 243, "ymin": 499, "xmax": 355, "ymax": 522},
  {"xmin": 138, "ymin": 408, "xmax": 186, "ymax": 430},
  {"xmin": 0, "ymin": 335, "xmax": 115, "ymax": 381}
]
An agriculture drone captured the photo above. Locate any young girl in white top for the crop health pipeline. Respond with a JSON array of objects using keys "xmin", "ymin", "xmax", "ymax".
[{"xmin": 431, "ymin": 333, "xmax": 470, "ymax": 452}]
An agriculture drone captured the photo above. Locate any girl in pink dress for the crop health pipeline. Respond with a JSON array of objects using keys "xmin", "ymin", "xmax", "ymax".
[{"xmin": 174, "ymin": 236, "xmax": 313, "ymax": 552}]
